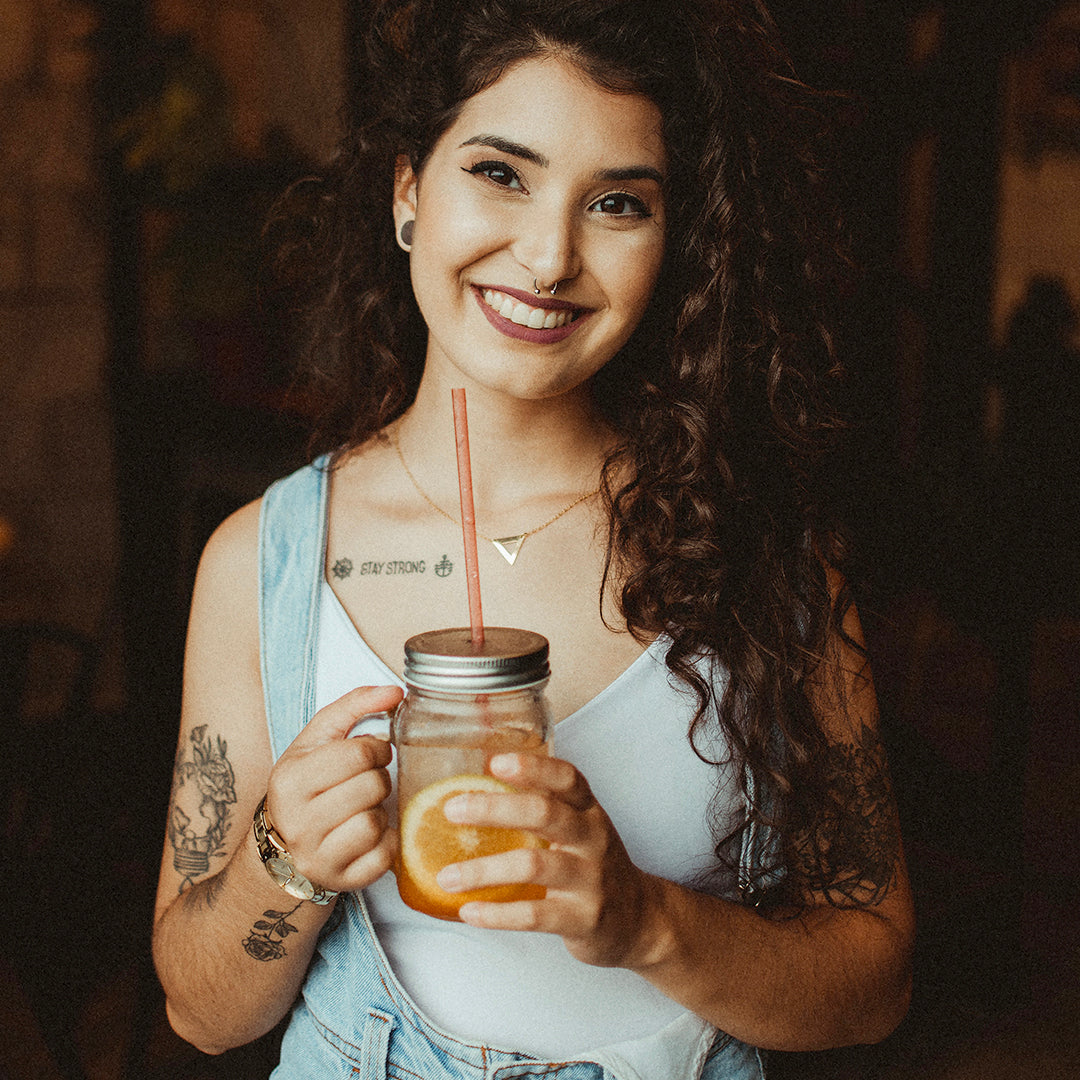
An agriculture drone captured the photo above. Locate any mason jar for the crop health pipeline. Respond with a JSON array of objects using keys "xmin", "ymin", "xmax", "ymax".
[{"xmin": 391, "ymin": 627, "xmax": 552, "ymax": 920}]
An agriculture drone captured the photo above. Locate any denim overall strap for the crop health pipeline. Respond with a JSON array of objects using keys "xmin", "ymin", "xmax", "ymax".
[
  {"xmin": 258, "ymin": 455, "xmax": 331, "ymax": 760},
  {"xmin": 738, "ymin": 766, "xmax": 785, "ymax": 907}
]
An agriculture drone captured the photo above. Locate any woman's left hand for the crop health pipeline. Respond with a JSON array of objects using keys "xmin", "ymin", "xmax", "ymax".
[{"xmin": 436, "ymin": 752, "xmax": 660, "ymax": 969}]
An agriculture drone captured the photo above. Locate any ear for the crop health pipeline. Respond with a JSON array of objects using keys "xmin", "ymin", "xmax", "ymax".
[{"xmin": 393, "ymin": 155, "xmax": 418, "ymax": 248}]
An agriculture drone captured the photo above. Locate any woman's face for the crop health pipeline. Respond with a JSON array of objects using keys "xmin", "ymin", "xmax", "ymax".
[{"xmin": 394, "ymin": 56, "xmax": 667, "ymax": 405}]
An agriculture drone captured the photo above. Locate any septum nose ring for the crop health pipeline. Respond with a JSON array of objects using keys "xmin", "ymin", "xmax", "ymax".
[{"xmin": 533, "ymin": 278, "xmax": 559, "ymax": 297}]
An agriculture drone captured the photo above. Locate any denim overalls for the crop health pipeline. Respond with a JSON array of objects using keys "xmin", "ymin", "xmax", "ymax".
[{"xmin": 259, "ymin": 459, "xmax": 769, "ymax": 1080}]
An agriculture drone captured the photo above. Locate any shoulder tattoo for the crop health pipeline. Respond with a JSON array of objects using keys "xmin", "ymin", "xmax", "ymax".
[{"xmin": 167, "ymin": 725, "xmax": 238, "ymax": 893}]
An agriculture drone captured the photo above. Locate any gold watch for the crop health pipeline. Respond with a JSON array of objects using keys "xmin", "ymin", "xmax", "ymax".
[{"xmin": 252, "ymin": 795, "xmax": 339, "ymax": 905}]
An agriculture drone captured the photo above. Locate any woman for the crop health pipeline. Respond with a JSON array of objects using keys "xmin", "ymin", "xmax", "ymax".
[{"xmin": 152, "ymin": 0, "xmax": 914, "ymax": 1076}]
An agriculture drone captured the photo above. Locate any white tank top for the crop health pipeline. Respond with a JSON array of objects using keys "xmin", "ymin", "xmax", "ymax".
[{"xmin": 315, "ymin": 581, "xmax": 740, "ymax": 1059}]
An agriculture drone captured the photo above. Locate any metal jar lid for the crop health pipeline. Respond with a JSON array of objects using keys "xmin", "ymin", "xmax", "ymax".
[{"xmin": 402, "ymin": 627, "xmax": 550, "ymax": 693}]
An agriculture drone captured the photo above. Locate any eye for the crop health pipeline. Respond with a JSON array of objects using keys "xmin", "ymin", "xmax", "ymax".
[
  {"xmin": 589, "ymin": 192, "xmax": 652, "ymax": 218},
  {"xmin": 463, "ymin": 160, "xmax": 524, "ymax": 190}
]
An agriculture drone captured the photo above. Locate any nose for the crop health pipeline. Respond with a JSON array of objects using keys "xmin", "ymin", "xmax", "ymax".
[{"xmin": 513, "ymin": 203, "xmax": 580, "ymax": 292}]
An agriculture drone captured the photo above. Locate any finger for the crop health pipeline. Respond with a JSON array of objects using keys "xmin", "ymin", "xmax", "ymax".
[
  {"xmin": 333, "ymin": 760, "xmax": 394, "ymax": 813},
  {"xmin": 316, "ymin": 729, "xmax": 395, "ymax": 779},
  {"xmin": 457, "ymin": 897, "xmax": 554, "ymax": 933},
  {"xmin": 436, "ymin": 844, "xmax": 580, "ymax": 894},
  {"xmin": 294, "ymin": 809, "xmax": 395, "ymax": 893},
  {"xmin": 319, "ymin": 804, "xmax": 391, "ymax": 871},
  {"xmin": 489, "ymin": 753, "xmax": 596, "ymax": 812},
  {"xmin": 303, "ymin": 762, "xmax": 392, "ymax": 831},
  {"xmin": 289, "ymin": 685, "xmax": 404, "ymax": 751},
  {"xmin": 337, "ymin": 828, "xmax": 397, "ymax": 892},
  {"xmin": 480, "ymin": 754, "xmax": 599, "ymax": 836},
  {"xmin": 457, "ymin": 894, "xmax": 615, "ymax": 950},
  {"xmin": 273, "ymin": 733, "xmax": 393, "ymax": 809},
  {"xmin": 443, "ymin": 788, "xmax": 591, "ymax": 846},
  {"xmin": 267, "ymin": 735, "xmax": 393, "ymax": 847}
]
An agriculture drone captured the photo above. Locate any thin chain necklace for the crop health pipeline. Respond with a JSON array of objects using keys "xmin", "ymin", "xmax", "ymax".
[{"xmin": 392, "ymin": 427, "xmax": 600, "ymax": 565}]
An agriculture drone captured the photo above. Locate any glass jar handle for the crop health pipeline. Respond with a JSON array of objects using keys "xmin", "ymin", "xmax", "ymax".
[{"xmin": 348, "ymin": 704, "xmax": 399, "ymax": 741}]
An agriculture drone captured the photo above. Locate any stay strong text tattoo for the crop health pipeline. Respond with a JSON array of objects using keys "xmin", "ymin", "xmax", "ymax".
[{"xmin": 331, "ymin": 554, "xmax": 454, "ymax": 579}]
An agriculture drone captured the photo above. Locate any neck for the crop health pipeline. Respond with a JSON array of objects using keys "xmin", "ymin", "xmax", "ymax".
[{"xmin": 395, "ymin": 377, "xmax": 613, "ymax": 513}]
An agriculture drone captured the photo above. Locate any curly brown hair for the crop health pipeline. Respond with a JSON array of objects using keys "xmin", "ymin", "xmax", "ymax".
[{"xmin": 268, "ymin": 0, "xmax": 872, "ymax": 909}]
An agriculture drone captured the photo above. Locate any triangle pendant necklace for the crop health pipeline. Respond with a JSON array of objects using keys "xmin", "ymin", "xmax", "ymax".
[
  {"xmin": 393, "ymin": 428, "xmax": 600, "ymax": 567},
  {"xmin": 491, "ymin": 535, "xmax": 526, "ymax": 565}
]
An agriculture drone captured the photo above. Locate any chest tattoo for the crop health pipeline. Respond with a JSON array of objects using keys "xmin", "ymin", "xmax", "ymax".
[{"xmin": 332, "ymin": 555, "xmax": 454, "ymax": 579}]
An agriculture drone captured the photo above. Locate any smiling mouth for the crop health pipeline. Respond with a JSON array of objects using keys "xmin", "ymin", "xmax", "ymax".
[{"xmin": 481, "ymin": 289, "xmax": 579, "ymax": 330}]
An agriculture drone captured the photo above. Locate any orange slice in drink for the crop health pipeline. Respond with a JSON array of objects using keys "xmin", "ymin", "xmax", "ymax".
[{"xmin": 398, "ymin": 774, "xmax": 545, "ymax": 919}]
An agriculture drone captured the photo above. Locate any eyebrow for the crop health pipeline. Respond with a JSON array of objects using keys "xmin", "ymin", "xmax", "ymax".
[
  {"xmin": 460, "ymin": 135, "xmax": 548, "ymax": 167},
  {"xmin": 459, "ymin": 134, "xmax": 664, "ymax": 186},
  {"xmin": 598, "ymin": 164, "xmax": 665, "ymax": 186}
]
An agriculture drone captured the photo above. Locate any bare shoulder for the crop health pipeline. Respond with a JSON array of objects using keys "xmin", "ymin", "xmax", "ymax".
[
  {"xmin": 181, "ymin": 499, "xmax": 264, "ymax": 691},
  {"xmin": 194, "ymin": 498, "xmax": 263, "ymax": 605},
  {"xmin": 184, "ymin": 497, "xmax": 265, "ymax": 739}
]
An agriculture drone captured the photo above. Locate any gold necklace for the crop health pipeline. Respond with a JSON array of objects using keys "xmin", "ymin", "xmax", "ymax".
[{"xmin": 392, "ymin": 428, "xmax": 600, "ymax": 565}]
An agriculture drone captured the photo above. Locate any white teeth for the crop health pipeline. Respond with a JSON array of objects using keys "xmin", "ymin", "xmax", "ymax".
[{"xmin": 482, "ymin": 288, "xmax": 571, "ymax": 329}]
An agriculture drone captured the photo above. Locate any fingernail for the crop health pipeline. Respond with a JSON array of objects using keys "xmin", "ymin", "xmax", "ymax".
[
  {"xmin": 489, "ymin": 754, "xmax": 515, "ymax": 778},
  {"xmin": 437, "ymin": 864, "xmax": 462, "ymax": 891},
  {"xmin": 457, "ymin": 902, "xmax": 482, "ymax": 923},
  {"xmin": 443, "ymin": 795, "xmax": 468, "ymax": 822}
]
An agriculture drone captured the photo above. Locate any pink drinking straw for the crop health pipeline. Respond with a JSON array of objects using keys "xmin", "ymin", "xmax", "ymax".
[{"xmin": 451, "ymin": 388, "xmax": 485, "ymax": 648}]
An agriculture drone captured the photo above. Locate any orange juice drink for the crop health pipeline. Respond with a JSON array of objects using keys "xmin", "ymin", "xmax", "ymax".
[
  {"xmin": 391, "ymin": 627, "xmax": 552, "ymax": 921},
  {"xmin": 396, "ymin": 734, "xmax": 548, "ymax": 920}
]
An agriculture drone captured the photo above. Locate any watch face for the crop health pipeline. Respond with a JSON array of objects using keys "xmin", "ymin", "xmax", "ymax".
[
  {"xmin": 265, "ymin": 855, "xmax": 316, "ymax": 900},
  {"xmin": 266, "ymin": 856, "xmax": 294, "ymax": 884},
  {"xmin": 286, "ymin": 877, "xmax": 317, "ymax": 902}
]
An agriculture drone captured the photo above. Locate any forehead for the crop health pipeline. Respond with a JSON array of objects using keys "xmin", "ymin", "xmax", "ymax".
[{"xmin": 442, "ymin": 56, "xmax": 667, "ymax": 172}]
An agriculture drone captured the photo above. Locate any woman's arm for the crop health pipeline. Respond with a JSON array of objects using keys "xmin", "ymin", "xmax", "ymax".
[
  {"xmin": 636, "ymin": 595, "xmax": 913, "ymax": 1049},
  {"xmin": 439, "ymin": 593, "xmax": 914, "ymax": 1051},
  {"xmin": 622, "ymin": 635, "xmax": 914, "ymax": 1052},
  {"xmin": 151, "ymin": 503, "xmax": 402, "ymax": 1054}
]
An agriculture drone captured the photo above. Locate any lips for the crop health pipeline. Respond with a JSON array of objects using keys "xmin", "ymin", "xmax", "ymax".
[{"xmin": 472, "ymin": 284, "xmax": 590, "ymax": 343}]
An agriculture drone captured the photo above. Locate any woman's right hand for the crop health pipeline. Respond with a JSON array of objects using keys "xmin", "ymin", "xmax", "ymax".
[{"xmin": 264, "ymin": 684, "xmax": 404, "ymax": 894}]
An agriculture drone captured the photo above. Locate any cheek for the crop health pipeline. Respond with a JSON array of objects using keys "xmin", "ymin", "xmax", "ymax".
[
  {"xmin": 611, "ymin": 241, "xmax": 665, "ymax": 322},
  {"xmin": 415, "ymin": 189, "xmax": 508, "ymax": 273},
  {"xmin": 407, "ymin": 216, "xmax": 489, "ymax": 322}
]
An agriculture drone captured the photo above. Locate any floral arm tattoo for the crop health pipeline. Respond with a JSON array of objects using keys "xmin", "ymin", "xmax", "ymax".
[
  {"xmin": 794, "ymin": 720, "xmax": 902, "ymax": 908},
  {"xmin": 166, "ymin": 726, "xmax": 305, "ymax": 961},
  {"xmin": 243, "ymin": 904, "xmax": 304, "ymax": 961},
  {"xmin": 167, "ymin": 725, "xmax": 238, "ymax": 893}
]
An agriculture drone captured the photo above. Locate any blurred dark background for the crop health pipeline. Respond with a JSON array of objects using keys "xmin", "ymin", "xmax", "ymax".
[{"xmin": 1, "ymin": 1, "xmax": 1078, "ymax": 1077}]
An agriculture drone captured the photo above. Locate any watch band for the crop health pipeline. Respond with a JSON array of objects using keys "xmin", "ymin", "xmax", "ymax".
[{"xmin": 252, "ymin": 795, "xmax": 339, "ymax": 905}]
